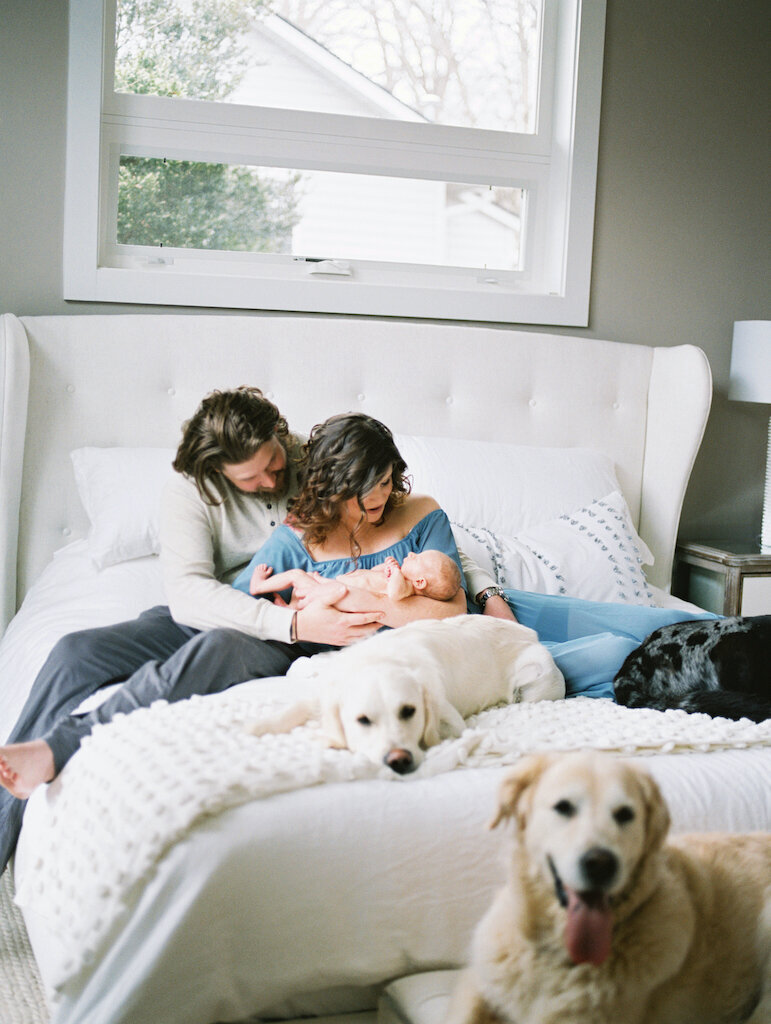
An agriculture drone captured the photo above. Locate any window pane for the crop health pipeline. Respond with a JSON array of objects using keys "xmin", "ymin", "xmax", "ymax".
[
  {"xmin": 116, "ymin": 157, "xmax": 524, "ymax": 271},
  {"xmin": 117, "ymin": 157, "xmax": 300, "ymax": 251},
  {"xmin": 114, "ymin": 0, "xmax": 542, "ymax": 133}
]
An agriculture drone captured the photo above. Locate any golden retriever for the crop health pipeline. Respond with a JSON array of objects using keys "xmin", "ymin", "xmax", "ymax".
[
  {"xmin": 447, "ymin": 751, "xmax": 771, "ymax": 1024},
  {"xmin": 250, "ymin": 616, "xmax": 564, "ymax": 774}
]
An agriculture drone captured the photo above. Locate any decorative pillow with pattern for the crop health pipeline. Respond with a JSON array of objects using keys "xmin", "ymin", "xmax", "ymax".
[{"xmin": 452, "ymin": 491, "xmax": 656, "ymax": 606}]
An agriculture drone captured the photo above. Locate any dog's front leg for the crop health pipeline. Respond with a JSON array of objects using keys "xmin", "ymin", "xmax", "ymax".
[
  {"xmin": 250, "ymin": 700, "xmax": 318, "ymax": 737},
  {"xmin": 445, "ymin": 969, "xmax": 507, "ymax": 1024}
]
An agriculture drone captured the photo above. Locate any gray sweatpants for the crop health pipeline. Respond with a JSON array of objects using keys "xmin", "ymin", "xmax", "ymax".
[{"xmin": 1, "ymin": 605, "xmax": 332, "ymax": 871}]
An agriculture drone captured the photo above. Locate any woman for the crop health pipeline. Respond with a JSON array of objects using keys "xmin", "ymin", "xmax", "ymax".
[
  {"xmin": 230, "ymin": 412, "xmax": 716, "ymax": 705},
  {"xmin": 233, "ymin": 412, "xmax": 469, "ymax": 630}
]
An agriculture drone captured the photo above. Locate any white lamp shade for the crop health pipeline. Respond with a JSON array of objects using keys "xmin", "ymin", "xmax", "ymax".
[{"xmin": 728, "ymin": 320, "xmax": 771, "ymax": 404}]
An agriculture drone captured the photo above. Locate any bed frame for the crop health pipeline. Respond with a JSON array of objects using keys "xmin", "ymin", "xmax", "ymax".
[
  {"xmin": 0, "ymin": 312, "xmax": 712, "ymax": 636},
  {"xmin": 1, "ymin": 312, "xmax": 731, "ymax": 1024}
]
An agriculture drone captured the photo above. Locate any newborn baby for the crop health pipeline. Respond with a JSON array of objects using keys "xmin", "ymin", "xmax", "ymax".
[{"xmin": 249, "ymin": 549, "xmax": 462, "ymax": 604}]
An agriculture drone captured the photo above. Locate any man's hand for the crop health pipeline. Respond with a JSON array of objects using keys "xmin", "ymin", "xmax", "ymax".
[
  {"xmin": 481, "ymin": 594, "xmax": 518, "ymax": 622},
  {"xmin": 295, "ymin": 583, "xmax": 384, "ymax": 646}
]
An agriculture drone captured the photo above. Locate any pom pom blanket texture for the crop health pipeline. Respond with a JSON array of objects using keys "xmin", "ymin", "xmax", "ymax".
[{"xmin": 15, "ymin": 683, "xmax": 771, "ymax": 993}]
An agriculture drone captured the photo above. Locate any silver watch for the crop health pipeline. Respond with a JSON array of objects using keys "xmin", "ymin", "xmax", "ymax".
[{"xmin": 476, "ymin": 585, "xmax": 504, "ymax": 610}]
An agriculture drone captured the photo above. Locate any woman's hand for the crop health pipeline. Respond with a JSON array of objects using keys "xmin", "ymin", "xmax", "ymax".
[
  {"xmin": 283, "ymin": 572, "xmax": 327, "ymax": 608},
  {"xmin": 379, "ymin": 587, "xmax": 468, "ymax": 627}
]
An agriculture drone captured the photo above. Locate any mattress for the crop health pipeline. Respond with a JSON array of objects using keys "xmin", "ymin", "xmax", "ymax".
[{"xmin": 5, "ymin": 544, "xmax": 771, "ymax": 1024}]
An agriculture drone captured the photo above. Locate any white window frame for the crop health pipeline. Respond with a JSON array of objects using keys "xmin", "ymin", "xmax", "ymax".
[{"xmin": 63, "ymin": 0, "xmax": 606, "ymax": 325}]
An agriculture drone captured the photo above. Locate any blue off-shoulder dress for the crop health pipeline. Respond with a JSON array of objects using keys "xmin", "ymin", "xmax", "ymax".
[{"xmin": 232, "ymin": 508, "xmax": 470, "ymax": 607}]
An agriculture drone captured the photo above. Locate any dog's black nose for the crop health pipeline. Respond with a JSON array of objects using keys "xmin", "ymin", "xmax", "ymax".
[
  {"xmin": 580, "ymin": 847, "xmax": 618, "ymax": 889},
  {"xmin": 385, "ymin": 748, "xmax": 415, "ymax": 775}
]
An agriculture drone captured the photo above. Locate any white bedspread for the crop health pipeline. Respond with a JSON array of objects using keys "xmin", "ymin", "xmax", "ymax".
[
  {"xmin": 5, "ymin": 542, "xmax": 771, "ymax": 1022},
  {"xmin": 15, "ymin": 677, "xmax": 771, "ymax": 993}
]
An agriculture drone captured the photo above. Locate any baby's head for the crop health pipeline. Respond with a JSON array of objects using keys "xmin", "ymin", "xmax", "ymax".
[{"xmin": 400, "ymin": 550, "xmax": 462, "ymax": 601}]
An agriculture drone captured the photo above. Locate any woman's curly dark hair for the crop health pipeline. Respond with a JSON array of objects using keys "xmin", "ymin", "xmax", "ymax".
[
  {"xmin": 173, "ymin": 386, "xmax": 290, "ymax": 504},
  {"xmin": 289, "ymin": 413, "xmax": 411, "ymax": 557}
]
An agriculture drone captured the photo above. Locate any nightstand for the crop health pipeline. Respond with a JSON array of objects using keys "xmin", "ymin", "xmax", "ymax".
[{"xmin": 674, "ymin": 540, "xmax": 771, "ymax": 616}]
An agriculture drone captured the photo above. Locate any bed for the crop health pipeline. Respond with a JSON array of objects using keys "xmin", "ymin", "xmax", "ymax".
[{"xmin": 1, "ymin": 312, "xmax": 769, "ymax": 1024}]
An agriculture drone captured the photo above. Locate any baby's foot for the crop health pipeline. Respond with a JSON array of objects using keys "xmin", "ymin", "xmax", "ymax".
[
  {"xmin": 249, "ymin": 563, "xmax": 273, "ymax": 594},
  {"xmin": 0, "ymin": 740, "xmax": 56, "ymax": 799}
]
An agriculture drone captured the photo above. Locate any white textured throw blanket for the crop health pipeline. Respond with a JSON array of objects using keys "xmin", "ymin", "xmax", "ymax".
[{"xmin": 15, "ymin": 685, "xmax": 771, "ymax": 990}]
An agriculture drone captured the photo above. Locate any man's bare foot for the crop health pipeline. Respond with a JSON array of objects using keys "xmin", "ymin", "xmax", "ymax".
[{"xmin": 0, "ymin": 740, "xmax": 56, "ymax": 799}]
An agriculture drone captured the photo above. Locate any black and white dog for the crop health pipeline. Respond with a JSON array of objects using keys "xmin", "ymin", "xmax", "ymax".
[{"xmin": 614, "ymin": 615, "xmax": 771, "ymax": 723}]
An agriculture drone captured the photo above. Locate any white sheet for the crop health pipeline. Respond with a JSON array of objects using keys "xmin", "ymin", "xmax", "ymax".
[
  {"xmin": 0, "ymin": 542, "xmax": 165, "ymax": 741},
  {"xmin": 16, "ymin": 686, "xmax": 771, "ymax": 993},
  {"xmin": 6, "ymin": 546, "xmax": 771, "ymax": 1024}
]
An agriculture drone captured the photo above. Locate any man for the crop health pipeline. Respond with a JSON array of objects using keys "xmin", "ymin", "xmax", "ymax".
[{"xmin": 0, "ymin": 387, "xmax": 383, "ymax": 871}]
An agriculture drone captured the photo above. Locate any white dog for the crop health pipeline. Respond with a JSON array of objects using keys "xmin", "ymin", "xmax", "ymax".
[
  {"xmin": 447, "ymin": 751, "xmax": 771, "ymax": 1024},
  {"xmin": 250, "ymin": 616, "xmax": 565, "ymax": 774}
]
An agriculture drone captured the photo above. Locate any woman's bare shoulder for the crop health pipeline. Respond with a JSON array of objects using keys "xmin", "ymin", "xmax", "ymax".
[{"xmin": 398, "ymin": 493, "xmax": 440, "ymax": 525}]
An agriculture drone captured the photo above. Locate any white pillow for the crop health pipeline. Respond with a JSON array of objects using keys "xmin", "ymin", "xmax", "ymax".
[
  {"xmin": 452, "ymin": 491, "xmax": 656, "ymax": 606},
  {"xmin": 68, "ymin": 436, "xmax": 630, "ymax": 576},
  {"xmin": 393, "ymin": 434, "xmax": 622, "ymax": 535},
  {"xmin": 71, "ymin": 447, "xmax": 176, "ymax": 569}
]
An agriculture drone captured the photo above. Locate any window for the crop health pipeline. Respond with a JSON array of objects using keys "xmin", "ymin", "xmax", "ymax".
[{"xmin": 64, "ymin": 0, "xmax": 606, "ymax": 324}]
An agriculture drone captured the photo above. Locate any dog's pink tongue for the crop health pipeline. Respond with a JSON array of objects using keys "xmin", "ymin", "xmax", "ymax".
[{"xmin": 564, "ymin": 889, "xmax": 613, "ymax": 966}]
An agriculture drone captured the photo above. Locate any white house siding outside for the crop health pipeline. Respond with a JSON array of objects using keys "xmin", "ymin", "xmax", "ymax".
[{"xmin": 228, "ymin": 15, "xmax": 521, "ymax": 272}]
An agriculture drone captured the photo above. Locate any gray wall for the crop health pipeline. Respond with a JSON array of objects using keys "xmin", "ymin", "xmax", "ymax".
[{"xmin": 1, "ymin": 0, "xmax": 769, "ymax": 542}]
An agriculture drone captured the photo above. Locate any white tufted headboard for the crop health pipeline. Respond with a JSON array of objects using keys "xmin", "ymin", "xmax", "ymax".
[{"xmin": 0, "ymin": 313, "xmax": 712, "ymax": 635}]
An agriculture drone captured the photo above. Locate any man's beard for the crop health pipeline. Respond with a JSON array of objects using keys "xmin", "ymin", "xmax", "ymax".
[{"xmin": 253, "ymin": 470, "xmax": 288, "ymax": 500}]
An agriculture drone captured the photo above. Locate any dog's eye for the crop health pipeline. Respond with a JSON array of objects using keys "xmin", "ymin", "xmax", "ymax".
[
  {"xmin": 356, "ymin": 715, "xmax": 372, "ymax": 727},
  {"xmin": 399, "ymin": 705, "xmax": 416, "ymax": 721},
  {"xmin": 613, "ymin": 805, "xmax": 635, "ymax": 825},
  {"xmin": 553, "ymin": 799, "xmax": 576, "ymax": 818}
]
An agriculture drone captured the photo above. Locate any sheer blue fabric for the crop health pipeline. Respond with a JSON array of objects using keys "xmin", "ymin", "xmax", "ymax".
[{"xmin": 502, "ymin": 589, "xmax": 719, "ymax": 700}]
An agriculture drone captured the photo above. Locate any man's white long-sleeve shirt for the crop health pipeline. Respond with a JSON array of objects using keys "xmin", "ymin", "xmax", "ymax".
[{"xmin": 159, "ymin": 435, "xmax": 305, "ymax": 642}]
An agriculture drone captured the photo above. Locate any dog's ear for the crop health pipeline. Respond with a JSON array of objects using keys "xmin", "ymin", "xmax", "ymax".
[
  {"xmin": 489, "ymin": 754, "xmax": 553, "ymax": 831},
  {"xmin": 422, "ymin": 683, "xmax": 442, "ymax": 748},
  {"xmin": 632, "ymin": 764, "xmax": 671, "ymax": 852},
  {"xmin": 421, "ymin": 679, "xmax": 465, "ymax": 748},
  {"xmin": 320, "ymin": 697, "xmax": 348, "ymax": 749}
]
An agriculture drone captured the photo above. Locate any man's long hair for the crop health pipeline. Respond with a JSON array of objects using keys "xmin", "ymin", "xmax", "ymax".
[{"xmin": 173, "ymin": 386, "xmax": 290, "ymax": 503}]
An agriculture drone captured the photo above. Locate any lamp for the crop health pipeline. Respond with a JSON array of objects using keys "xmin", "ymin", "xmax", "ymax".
[{"xmin": 728, "ymin": 320, "xmax": 771, "ymax": 550}]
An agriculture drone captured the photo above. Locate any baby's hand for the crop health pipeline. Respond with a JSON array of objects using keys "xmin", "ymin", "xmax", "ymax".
[
  {"xmin": 249, "ymin": 563, "xmax": 273, "ymax": 594},
  {"xmin": 384, "ymin": 556, "xmax": 400, "ymax": 577}
]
